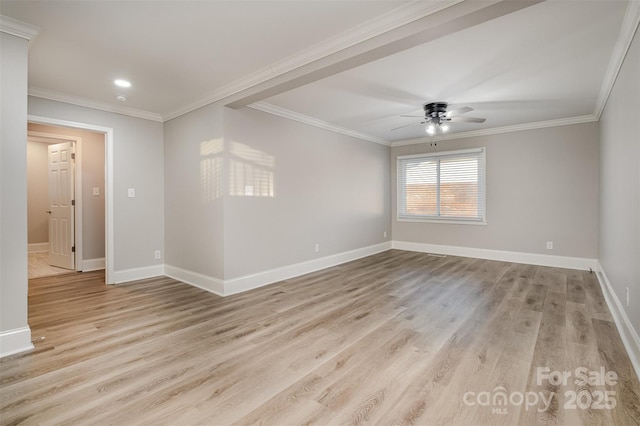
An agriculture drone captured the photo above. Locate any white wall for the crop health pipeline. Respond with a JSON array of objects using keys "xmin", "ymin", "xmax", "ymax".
[
  {"xmin": 28, "ymin": 97, "xmax": 164, "ymax": 276},
  {"xmin": 163, "ymin": 104, "xmax": 390, "ymax": 293},
  {"xmin": 27, "ymin": 140, "xmax": 49, "ymax": 244},
  {"xmin": 0, "ymin": 32, "xmax": 32, "ymax": 356},
  {"xmin": 164, "ymin": 102, "xmax": 225, "ymax": 279},
  {"xmin": 80, "ymin": 129, "xmax": 106, "ymax": 261},
  {"xmin": 391, "ymin": 122, "xmax": 600, "ymax": 261},
  {"xmin": 222, "ymin": 107, "xmax": 391, "ymax": 280},
  {"xmin": 599, "ymin": 27, "xmax": 639, "ymax": 336}
]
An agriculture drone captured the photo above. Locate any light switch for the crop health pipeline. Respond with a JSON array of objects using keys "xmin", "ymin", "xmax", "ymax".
[
  {"xmin": 128, "ymin": 188, "xmax": 136, "ymax": 198},
  {"xmin": 93, "ymin": 187, "xmax": 100, "ymax": 196}
]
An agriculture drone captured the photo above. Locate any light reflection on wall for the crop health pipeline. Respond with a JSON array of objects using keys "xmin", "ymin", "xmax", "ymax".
[
  {"xmin": 200, "ymin": 138, "xmax": 223, "ymax": 203},
  {"xmin": 229, "ymin": 141, "xmax": 275, "ymax": 197}
]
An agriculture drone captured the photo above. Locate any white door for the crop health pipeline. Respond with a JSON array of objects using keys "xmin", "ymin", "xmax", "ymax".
[{"xmin": 48, "ymin": 142, "xmax": 75, "ymax": 270}]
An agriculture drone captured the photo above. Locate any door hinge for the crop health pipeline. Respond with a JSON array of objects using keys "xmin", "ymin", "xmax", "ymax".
[
  {"xmin": 71, "ymin": 153, "xmax": 76, "ymax": 160},
  {"xmin": 71, "ymin": 199, "xmax": 75, "ymax": 206},
  {"xmin": 72, "ymin": 246, "xmax": 76, "ymax": 253}
]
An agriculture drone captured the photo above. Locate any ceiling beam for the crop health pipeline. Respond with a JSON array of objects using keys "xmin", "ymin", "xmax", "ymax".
[{"xmin": 225, "ymin": 0, "xmax": 545, "ymax": 109}]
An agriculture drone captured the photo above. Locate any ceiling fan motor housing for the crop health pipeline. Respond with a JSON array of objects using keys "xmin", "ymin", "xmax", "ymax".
[{"xmin": 424, "ymin": 102, "xmax": 448, "ymax": 123}]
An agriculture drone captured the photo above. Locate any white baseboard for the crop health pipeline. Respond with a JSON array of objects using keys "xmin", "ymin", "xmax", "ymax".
[
  {"xmin": 392, "ymin": 241, "xmax": 597, "ymax": 271},
  {"xmin": 0, "ymin": 327, "xmax": 34, "ymax": 358},
  {"xmin": 223, "ymin": 242, "xmax": 392, "ymax": 296},
  {"xmin": 81, "ymin": 257, "xmax": 105, "ymax": 272},
  {"xmin": 163, "ymin": 242, "xmax": 392, "ymax": 297},
  {"xmin": 595, "ymin": 262, "xmax": 640, "ymax": 380},
  {"xmin": 28, "ymin": 242, "xmax": 49, "ymax": 253},
  {"xmin": 162, "ymin": 240, "xmax": 591, "ymax": 297},
  {"xmin": 112, "ymin": 264, "xmax": 164, "ymax": 284},
  {"xmin": 164, "ymin": 265, "xmax": 224, "ymax": 296}
]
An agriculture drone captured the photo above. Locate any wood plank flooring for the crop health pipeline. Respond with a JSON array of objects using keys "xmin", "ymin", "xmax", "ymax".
[{"xmin": 1, "ymin": 250, "xmax": 639, "ymax": 425}]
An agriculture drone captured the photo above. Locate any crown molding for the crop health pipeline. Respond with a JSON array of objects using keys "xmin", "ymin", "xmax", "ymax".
[
  {"xmin": 250, "ymin": 102, "xmax": 390, "ymax": 146},
  {"xmin": 391, "ymin": 115, "xmax": 598, "ymax": 147},
  {"xmin": 162, "ymin": 0, "xmax": 462, "ymax": 121},
  {"xmin": 0, "ymin": 15, "xmax": 40, "ymax": 40},
  {"xmin": 259, "ymin": 0, "xmax": 463, "ymax": 81},
  {"xmin": 29, "ymin": 87, "xmax": 163, "ymax": 122},
  {"xmin": 594, "ymin": 0, "xmax": 640, "ymax": 119}
]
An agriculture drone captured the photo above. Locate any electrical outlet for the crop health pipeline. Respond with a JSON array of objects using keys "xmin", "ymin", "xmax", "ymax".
[
  {"xmin": 154, "ymin": 250, "xmax": 161, "ymax": 260},
  {"xmin": 92, "ymin": 187, "xmax": 100, "ymax": 196},
  {"xmin": 314, "ymin": 243, "xmax": 320, "ymax": 253},
  {"xmin": 626, "ymin": 287, "xmax": 630, "ymax": 307},
  {"xmin": 546, "ymin": 241, "xmax": 553, "ymax": 250},
  {"xmin": 128, "ymin": 188, "xmax": 136, "ymax": 198}
]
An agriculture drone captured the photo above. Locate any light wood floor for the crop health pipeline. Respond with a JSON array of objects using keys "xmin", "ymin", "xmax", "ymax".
[{"xmin": 1, "ymin": 250, "xmax": 639, "ymax": 425}]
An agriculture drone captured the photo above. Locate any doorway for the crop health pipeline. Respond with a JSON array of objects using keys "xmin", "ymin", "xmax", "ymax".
[
  {"xmin": 27, "ymin": 115, "xmax": 114, "ymax": 284},
  {"xmin": 27, "ymin": 123, "xmax": 106, "ymax": 279}
]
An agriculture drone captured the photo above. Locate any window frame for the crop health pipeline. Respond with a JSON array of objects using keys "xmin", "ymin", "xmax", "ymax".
[{"xmin": 396, "ymin": 147, "xmax": 486, "ymax": 225}]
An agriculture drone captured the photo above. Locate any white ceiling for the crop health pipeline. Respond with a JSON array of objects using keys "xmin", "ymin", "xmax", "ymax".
[{"xmin": 1, "ymin": 0, "xmax": 637, "ymax": 144}]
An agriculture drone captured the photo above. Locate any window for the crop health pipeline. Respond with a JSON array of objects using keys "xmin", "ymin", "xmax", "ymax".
[{"xmin": 397, "ymin": 148, "xmax": 486, "ymax": 224}]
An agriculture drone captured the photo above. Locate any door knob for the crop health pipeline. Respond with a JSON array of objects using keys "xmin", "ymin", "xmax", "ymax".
[{"xmin": 46, "ymin": 210, "xmax": 51, "ymax": 214}]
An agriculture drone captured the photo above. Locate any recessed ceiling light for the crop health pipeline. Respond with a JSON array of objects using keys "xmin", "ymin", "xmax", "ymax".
[
  {"xmin": 114, "ymin": 79, "xmax": 131, "ymax": 88},
  {"xmin": 116, "ymin": 95, "xmax": 127, "ymax": 102}
]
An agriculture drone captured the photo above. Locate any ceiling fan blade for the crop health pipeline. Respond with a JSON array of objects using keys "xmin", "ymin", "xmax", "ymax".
[
  {"xmin": 391, "ymin": 121, "xmax": 424, "ymax": 131},
  {"xmin": 447, "ymin": 116, "xmax": 486, "ymax": 123},
  {"xmin": 400, "ymin": 114, "xmax": 425, "ymax": 118},
  {"xmin": 446, "ymin": 106, "xmax": 473, "ymax": 116}
]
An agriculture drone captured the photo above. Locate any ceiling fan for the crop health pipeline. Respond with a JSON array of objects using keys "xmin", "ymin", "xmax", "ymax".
[{"xmin": 393, "ymin": 102, "xmax": 486, "ymax": 135}]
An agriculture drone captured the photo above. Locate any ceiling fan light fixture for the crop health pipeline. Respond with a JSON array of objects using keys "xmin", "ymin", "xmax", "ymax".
[{"xmin": 395, "ymin": 102, "xmax": 485, "ymax": 135}]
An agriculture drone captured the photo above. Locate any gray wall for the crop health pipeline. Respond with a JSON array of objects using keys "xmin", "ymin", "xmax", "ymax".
[
  {"xmin": 223, "ymin": 107, "xmax": 391, "ymax": 279},
  {"xmin": 599, "ymin": 27, "xmax": 639, "ymax": 333},
  {"xmin": 27, "ymin": 140, "xmax": 49, "ymax": 244},
  {"xmin": 0, "ymin": 33, "xmax": 30, "ymax": 344},
  {"xmin": 164, "ymin": 102, "xmax": 225, "ymax": 279},
  {"xmin": 391, "ymin": 122, "xmax": 600, "ymax": 258},
  {"xmin": 28, "ymin": 97, "xmax": 164, "ymax": 272},
  {"xmin": 27, "ymin": 123, "xmax": 106, "ymax": 260},
  {"xmin": 163, "ymin": 104, "xmax": 391, "ymax": 281},
  {"xmin": 80, "ymin": 129, "xmax": 106, "ymax": 260}
]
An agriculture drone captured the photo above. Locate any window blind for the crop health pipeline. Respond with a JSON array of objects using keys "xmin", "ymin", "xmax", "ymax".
[{"xmin": 397, "ymin": 148, "xmax": 486, "ymax": 223}]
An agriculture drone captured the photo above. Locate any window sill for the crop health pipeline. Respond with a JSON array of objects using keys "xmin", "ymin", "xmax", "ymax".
[{"xmin": 397, "ymin": 218, "xmax": 487, "ymax": 226}]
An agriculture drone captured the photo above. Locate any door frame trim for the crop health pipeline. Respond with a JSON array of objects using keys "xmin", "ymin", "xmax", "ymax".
[{"xmin": 28, "ymin": 115, "xmax": 114, "ymax": 284}]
